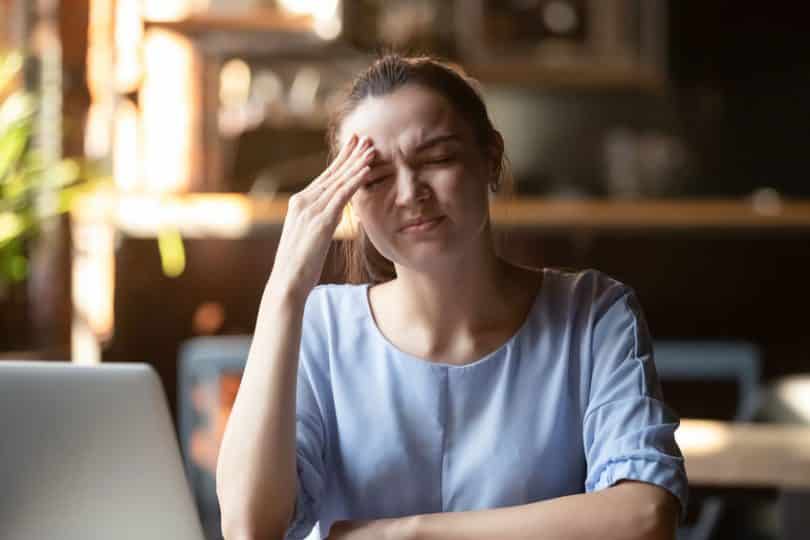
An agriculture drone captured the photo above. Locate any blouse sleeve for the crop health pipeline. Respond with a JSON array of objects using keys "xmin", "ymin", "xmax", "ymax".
[
  {"xmin": 284, "ymin": 287, "xmax": 331, "ymax": 540},
  {"xmin": 582, "ymin": 286, "xmax": 688, "ymax": 518}
]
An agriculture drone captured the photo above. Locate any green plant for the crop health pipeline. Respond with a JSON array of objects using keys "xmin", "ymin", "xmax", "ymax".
[{"xmin": 0, "ymin": 50, "xmax": 100, "ymax": 296}]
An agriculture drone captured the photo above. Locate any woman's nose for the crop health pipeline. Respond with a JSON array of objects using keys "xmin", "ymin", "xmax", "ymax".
[{"xmin": 394, "ymin": 168, "xmax": 429, "ymax": 206}]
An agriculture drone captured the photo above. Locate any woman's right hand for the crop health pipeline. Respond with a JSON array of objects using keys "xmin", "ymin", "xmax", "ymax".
[{"xmin": 267, "ymin": 134, "xmax": 375, "ymax": 303}]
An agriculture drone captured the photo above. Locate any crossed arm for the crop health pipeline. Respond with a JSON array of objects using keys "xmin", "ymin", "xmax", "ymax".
[{"xmin": 327, "ymin": 480, "xmax": 679, "ymax": 540}]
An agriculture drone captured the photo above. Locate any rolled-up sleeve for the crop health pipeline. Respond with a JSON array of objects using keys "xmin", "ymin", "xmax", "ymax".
[
  {"xmin": 583, "ymin": 287, "xmax": 688, "ymax": 518},
  {"xmin": 285, "ymin": 287, "xmax": 331, "ymax": 540}
]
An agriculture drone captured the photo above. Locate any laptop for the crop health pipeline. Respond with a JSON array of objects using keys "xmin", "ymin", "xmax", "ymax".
[{"xmin": 0, "ymin": 361, "xmax": 205, "ymax": 540}]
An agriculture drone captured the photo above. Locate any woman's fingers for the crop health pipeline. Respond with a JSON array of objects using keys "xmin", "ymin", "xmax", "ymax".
[
  {"xmin": 322, "ymin": 167, "xmax": 371, "ymax": 221},
  {"xmin": 320, "ymin": 157, "xmax": 377, "ymax": 219},
  {"xmin": 267, "ymin": 136, "xmax": 375, "ymax": 298},
  {"xmin": 304, "ymin": 134, "xmax": 369, "ymax": 194},
  {"xmin": 325, "ymin": 136, "xmax": 373, "ymax": 186},
  {"xmin": 316, "ymin": 146, "xmax": 375, "ymax": 213},
  {"xmin": 325, "ymin": 134, "xmax": 360, "ymax": 178}
]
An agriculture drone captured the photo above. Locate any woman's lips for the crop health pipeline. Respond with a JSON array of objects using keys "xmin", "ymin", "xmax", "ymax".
[{"xmin": 399, "ymin": 216, "xmax": 445, "ymax": 233}]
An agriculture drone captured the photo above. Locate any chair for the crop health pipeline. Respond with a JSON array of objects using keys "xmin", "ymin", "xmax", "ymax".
[
  {"xmin": 653, "ymin": 340, "xmax": 762, "ymax": 540},
  {"xmin": 178, "ymin": 335, "xmax": 252, "ymax": 540}
]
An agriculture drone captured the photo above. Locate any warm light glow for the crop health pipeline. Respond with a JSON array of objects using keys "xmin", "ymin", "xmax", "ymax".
[
  {"xmin": 117, "ymin": 195, "xmax": 251, "ymax": 238},
  {"xmin": 85, "ymin": 0, "xmax": 114, "ymax": 160},
  {"xmin": 142, "ymin": 0, "xmax": 193, "ymax": 22},
  {"xmin": 253, "ymin": 69, "xmax": 284, "ymax": 104},
  {"xmin": 278, "ymin": 0, "xmax": 339, "ymax": 19},
  {"xmin": 72, "ymin": 322, "xmax": 101, "ymax": 365},
  {"xmin": 776, "ymin": 377, "xmax": 810, "ymax": 423},
  {"xmin": 219, "ymin": 59, "xmax": 251, "ymax": 108},
  {"xmin": 113, "ymin": 99, "xmax": 140, "ymax": 191},
  {"xmin": 288, "ymin": 67, "xmax": 320, "ymax": 116},
  {"xmin": 750, "ymin": 187, "xmax": 783, "ymax": 216},
  {"xmin": 114, "ymin": 0, "xmax": 143, "ymax": 92},
  {"xmin": 675, "ymin": 420, "xmax": 732, "ymax": 457},
  {"xmin": 84, "ymin": 102, "xmax": 112, "ymax": 159},
  {"xmin": 71, "ymin": 217, "xmax": 115, "ymax": 365},
  {"xmin": 86, "ymin": 0, "xmax": 113, "ymax": 102},
  {"xmin": 279, "ymin": 0, "xmax": 341, "ymax": 39},
  {"xmin": 141, "ymin": 29, "xmax": 195, "ymax": 193},
  {"xmin": 314, "ymin": 16, "xmax": 342, "ymax": 40},
  {"xmin": 334, "ymin": 205, "xmax": 356, "ymax": 240}
]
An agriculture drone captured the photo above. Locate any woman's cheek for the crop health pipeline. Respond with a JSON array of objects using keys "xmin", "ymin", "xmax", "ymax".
[{"xmin": 355, "ymin": 204, "xmax": 388, "ymax": 237}]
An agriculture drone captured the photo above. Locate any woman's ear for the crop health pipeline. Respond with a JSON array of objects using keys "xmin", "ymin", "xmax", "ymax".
[{"xmin": 488, "ymin": 130, "xmax": 505, "ymax": 179}]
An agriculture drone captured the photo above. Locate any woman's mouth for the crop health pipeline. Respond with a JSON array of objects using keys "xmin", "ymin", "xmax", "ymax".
[{"xmin": 399, "ymin": 216, "xmax": 445, "ymax": 233}]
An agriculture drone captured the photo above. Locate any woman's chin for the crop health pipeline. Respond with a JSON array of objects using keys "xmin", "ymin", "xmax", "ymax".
[{"xmin": 389, "ymin": 245, "xmax": 461, "ymax": 273}]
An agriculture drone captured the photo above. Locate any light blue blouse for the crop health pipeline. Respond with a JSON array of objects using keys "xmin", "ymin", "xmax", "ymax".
[{"xmin": 285, "ymin": 268, "xmax": 688, "ymax": 539}]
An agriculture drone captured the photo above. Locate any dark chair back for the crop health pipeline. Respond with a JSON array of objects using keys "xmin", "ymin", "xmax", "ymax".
[
  {"xmin": 178, "ymin": 335, "xmax": 252, "ymax": 540},
  {"xmin": 653, "ymin": 340, "xmax": 762, "ymax": 540}
]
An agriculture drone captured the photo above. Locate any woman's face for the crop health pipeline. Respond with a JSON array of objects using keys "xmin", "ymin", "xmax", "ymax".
[{"xmin": 338, "ymin": 84, "xmax": 495, "ymax": 272}]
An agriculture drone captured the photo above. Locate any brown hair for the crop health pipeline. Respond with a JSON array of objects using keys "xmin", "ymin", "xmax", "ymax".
[{"xmin": 326, "ymin": 53, "xmax": 508, "ymax": 284}]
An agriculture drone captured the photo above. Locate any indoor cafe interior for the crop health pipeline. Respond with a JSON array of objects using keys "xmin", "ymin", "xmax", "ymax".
[{"xmin": 0, "ymin": 1, "xmax": 808, "ymax": 540}]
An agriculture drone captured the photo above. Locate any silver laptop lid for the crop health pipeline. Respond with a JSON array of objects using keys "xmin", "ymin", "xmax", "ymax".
[{"xmin": 0, "ymin": 362, "xmax": 205, "ymax": 540}]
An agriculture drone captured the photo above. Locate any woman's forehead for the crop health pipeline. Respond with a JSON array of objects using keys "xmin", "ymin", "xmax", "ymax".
[{"xmin": 337, "ymin": 85, "xmax": 464, "ymax": 149}]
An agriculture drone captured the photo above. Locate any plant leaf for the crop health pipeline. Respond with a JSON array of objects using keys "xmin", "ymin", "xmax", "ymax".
[
  {"xmin": 0, "ymin": 211, "xmax": 26, "ymax": 245},
  {"xmin": 0, "ymin": 91, "xmax": 36, "ymax": 132},
  {"xmin": 0, "ymin": 121, "xmax": 32, "ymax": 183}
]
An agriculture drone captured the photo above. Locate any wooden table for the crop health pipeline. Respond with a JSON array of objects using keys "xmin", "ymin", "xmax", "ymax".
[
  {"xmin": 679, "ymin": 418, "xmax": 810, "ymax": 490},
  {"xmin": 679, "ymin": 418, "xmax": 810, "ymax": 539}
]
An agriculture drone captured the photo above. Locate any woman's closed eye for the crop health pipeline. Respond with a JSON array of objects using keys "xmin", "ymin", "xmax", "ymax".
[
  {"xmin": 423, "ymin": 156, "xmax": 454, "ymax": 166},
  {"xmin": 364, "ymin": 175, "xmax": 391, "ymax": 190}
]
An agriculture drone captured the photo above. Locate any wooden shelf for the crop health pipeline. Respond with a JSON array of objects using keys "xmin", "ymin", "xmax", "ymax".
[
  {"xmin": 72, "ymin": 193, "xmax": 810, "ymax": 238},
  {"xmin": 143, "ymin": 10, "xmax": 314, "ymax": 35},
  {"xmin": 466, "ymin": 62, "xmax": 666, "ymax": 94},
  {"xmin": 488, "ymin": 198, "xmax": 810, "ymax": 230}
]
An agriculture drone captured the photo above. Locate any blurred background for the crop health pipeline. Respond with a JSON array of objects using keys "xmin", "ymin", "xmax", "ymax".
[{"xmin": 1, "ymin": 1, "xmax": 809, "ymax": 540}]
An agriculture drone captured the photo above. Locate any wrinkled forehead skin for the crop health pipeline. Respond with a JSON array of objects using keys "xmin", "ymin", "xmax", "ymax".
[{"xmin": 336, "ymin": 84, "xmax": 474, "ymax": 160}]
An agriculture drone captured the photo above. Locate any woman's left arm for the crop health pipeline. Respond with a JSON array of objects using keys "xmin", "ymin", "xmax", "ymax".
[
  {"xmin": 408, "ymin": 480, "xmax": 677, "ymax": 540},
  {"xmin": 330, "ymin": 480, "xmax": 677, "ymax": 540}
]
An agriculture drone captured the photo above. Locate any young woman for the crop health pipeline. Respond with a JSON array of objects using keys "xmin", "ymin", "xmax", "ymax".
[{"xmin": 216, "ymin": 55, "xmax": 687, "ymax": 540}]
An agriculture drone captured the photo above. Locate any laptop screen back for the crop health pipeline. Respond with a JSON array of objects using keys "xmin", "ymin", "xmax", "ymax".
[{"xmin": 0, "ymin": 362, "xmax": 205, "ymax": 540}]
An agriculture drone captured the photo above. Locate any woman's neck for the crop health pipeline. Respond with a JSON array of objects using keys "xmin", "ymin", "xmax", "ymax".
[{"xmin": 388, "ymin": 241, "xmax": 525, "ymax": 349}]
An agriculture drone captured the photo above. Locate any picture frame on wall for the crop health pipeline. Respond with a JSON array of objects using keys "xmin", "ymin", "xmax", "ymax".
[{"xmin": 454, "ymin": 0, "xmax": 668, "ymax": 90}]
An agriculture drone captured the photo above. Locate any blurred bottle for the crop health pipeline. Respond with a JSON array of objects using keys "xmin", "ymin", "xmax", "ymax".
[{"xmin": 604, "ymin": 127, "xmax": 690, "ymax": 198}]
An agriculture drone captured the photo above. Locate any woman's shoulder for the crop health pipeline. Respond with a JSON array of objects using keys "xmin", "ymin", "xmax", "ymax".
[
  {"xmin": 541, "ymin": 267, "xmax": 633, "ymax": 306},
  {"xmin": 305, "ymin": 282, "xmax": 368, "ymax": 315},
  {"xmin": 531, "ymin": 268, "xmax": 642, "ymax": 342},
  {"xmin": 298, "ymin": 283, "xmax": 371, "ymax": 361}
]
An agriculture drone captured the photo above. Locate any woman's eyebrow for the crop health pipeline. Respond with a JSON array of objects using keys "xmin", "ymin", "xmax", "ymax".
[
  {"xmin": 414, "ymin": 134, "xmax": 460, "ymax": 152},
  {"xmin": 370, "ymin": 134, "xmax": 460, "ymax": 166}
]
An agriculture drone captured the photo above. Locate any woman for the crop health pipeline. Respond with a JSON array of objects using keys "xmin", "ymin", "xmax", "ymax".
[{"xmin": 216, "ymin": 54, "xmax": 687, "ymax": 540}]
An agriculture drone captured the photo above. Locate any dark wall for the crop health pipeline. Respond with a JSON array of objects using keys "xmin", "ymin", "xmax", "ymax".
[{"xmin": 669, "ymin": 1, "xmax": 810, "ymax": 197}]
